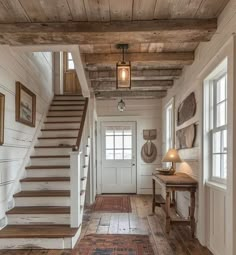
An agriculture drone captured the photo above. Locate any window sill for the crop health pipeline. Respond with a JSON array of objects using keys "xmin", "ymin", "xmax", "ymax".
[{"xmin": 206, "ymin": 181, "xmax": 227, "ymax": 192}]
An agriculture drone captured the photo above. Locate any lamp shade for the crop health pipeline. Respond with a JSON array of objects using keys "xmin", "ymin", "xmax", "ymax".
[{"xmin": 162, "ymin": 149, "xmax": 182, "ymax": 163}]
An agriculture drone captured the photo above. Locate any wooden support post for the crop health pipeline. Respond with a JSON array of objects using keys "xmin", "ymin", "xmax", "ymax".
[
  {"xmin": 152, "ymin": 179, "xmax": 156, "ymax": 213},
  {"xmin": 190, "ymin": 191, "xmax": 196, "ymax": 238},
  {"xmin": 166, "ymin": 191, "xmax": 171, "ymax": 234}
]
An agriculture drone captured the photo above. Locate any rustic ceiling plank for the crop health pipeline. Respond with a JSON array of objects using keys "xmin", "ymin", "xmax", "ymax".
[
  {"xmin": 0, "ymin": 19, "xmax": 217, "ymax": 45},
  {"xmin": 66, "ymin": 0, "xmax": 88, "ymax": 21},
  {"xmin": 95, "ymin": 90, "xmax": 167, "ymax": 99},
  {"xmin": 91, "ymin": 80, "xmax": 173, "ymax": 91},
  {"xmin": 84, "ymin": 52, "xmax": 194, "ymax": 65}
]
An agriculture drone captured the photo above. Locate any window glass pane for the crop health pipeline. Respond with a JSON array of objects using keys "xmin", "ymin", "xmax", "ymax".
[
  {"xmin": 68, "ymin": 52, "xmax": 73, "ymax": 60},
  {"xmin": 106, "ymin": 128, "xmax": 114, "ymax": 135},
  {"xmin": 213, "ymin": 131, "xmax": 221, "ymax": 153},
  {"xmin": 106, "ymin": 150, "xmax": 114, "ymax": 160},
  {"xmin": 124, "ymin": 128, "xmax": 132, "ymax": 135},
  {"xmin": 115, "ymin": 136, "xmax": 123, "ymax": 149},
  {"xmin": 216, "ymin": 76, "xmax": 226, "ymax": 103},
  {"xmin": 115, "ymin": 149, "xmax": 123, "ymax": 159},
  {"xmin": 216, "ymin": 102, "xmax": 226, "ymax": 127},
  {"xmin": 124, "ymin": 149, "xmax": 132, "ymax": 159},
  {"xmin": 222, "ymin": 154, "xmax": 227, "ymax": 179},
  {"xmin": 115, "ymin": 129, "xmax": 123, "ymax": 135},
  {"xmin": 212, "ymin": 154, "xmax": 221, "ymax": 178},
  {"xmin": 68, "ymin": 60, "xmax": 74, "ymax": 69},
  {"xmin": 106, "ymin": 136, "xmax": 114, "ymax": 149},
  {"xmin": 223, "ymin": 130, "xmax": 227, "ymax": 153},
  {"xmin": 124, "ymin": 136, "xmax": 132, "ymax": 149}
]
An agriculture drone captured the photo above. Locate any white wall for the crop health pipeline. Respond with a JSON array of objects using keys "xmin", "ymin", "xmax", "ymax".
[
  {"xmin": 162, "ymin": 0, "xmax": 236, "ymax": 254},
  {"xmin": 0, "ymin": 46, "xmax": 53, "ymax": 226},
  {"xmin": 96, "ymin": 98, "xmax": 162, "ymax": 194}
]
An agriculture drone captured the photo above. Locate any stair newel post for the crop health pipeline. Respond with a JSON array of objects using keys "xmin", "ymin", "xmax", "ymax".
[{"xmin": 70, "ymin": 150, "xmax": 82, "ymax": 228}]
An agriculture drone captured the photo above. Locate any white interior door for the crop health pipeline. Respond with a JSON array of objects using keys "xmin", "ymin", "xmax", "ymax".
[{"xmin": 101, "ymin": 121, "xmax": 136, "ymax": 193}]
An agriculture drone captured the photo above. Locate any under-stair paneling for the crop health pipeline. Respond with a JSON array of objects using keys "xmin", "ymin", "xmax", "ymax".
[
  {"xmin": 97, "ymin": 98, "xmax": 162, "ymax": 194},
  {"xmin": 0, "ymin": 46, "xmax": 53, "ymax": 223}
]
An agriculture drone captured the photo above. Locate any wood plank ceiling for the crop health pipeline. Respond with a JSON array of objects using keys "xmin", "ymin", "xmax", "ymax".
[{"xmin": 0, "ymin": 0, "xmax": 230, "ymax": 99}]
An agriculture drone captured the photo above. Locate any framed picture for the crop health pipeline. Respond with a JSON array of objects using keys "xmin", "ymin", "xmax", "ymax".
[
  {"xmin": 0, "ymin": 93, "xmax": 5, "ymax": 145},
  {"xmin": 15, "ymin": 82, "xmax": 36, "ymax": 127}
]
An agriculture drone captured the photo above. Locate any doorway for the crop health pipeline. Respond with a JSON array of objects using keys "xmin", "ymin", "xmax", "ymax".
[{"xmin": 101, "ymin": 121, "xmax": 137, "ymax": 193}]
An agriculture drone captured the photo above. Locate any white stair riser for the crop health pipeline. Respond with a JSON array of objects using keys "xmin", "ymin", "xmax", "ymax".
[
  {"xmin": 0, "ymin": 237, "xmax": 73, "ymax": 249},
  {"xmin": 7, "ymin": 214, "xmax": 70, "ymax": 225},
  {"xmin": 46, "ymin": 116, "xmax": 82, "ymax": 122},
  {"xmin": 52, "ymin": 101, "xmax": 84, "ymax": 105},
  {"xmin": 44, "ymin": 122, "xmax": 80, "ymax": 129},
  {"xmin": 48, "ymin": 111, "xmax": 83, "ymax": 117},
  {"xmin": 15, "ymin": 197, "xmax": 70, "ymax": 207},
  {"xmin": 82, "ymin": 167, "xmax": 88, "ymax": 178},
  {"xmin": 81, "ymin": 180, "xmax": 86, "ymax": 190},
  {"xmin": 33, "ymin": 147, "xmax": 72, "ymax": 156},
  {"xmin": 37, "ymin": 138, "xmax": 76, "ymax": 146},
  {"xmin": 26, "ymin": 169, "xmax": 70, "ymax": 178},
  {"xmin": 40, "ymin": 130, "xmax": 78, "ymax": 137},
  {"xmin": 54, "ymin": 96, "xmax": 84, "ymax": 100},
  {"xmin": 30, "ymin": 157, "xmax": 70, "ymax": 166},
  {"xmin": 21, "ymin": 181, "xmax": 70, "ymax": 191},
  {"xmin": 84, "ymin": 156, "xmax": 89, "ymax": 166},
  {"xmin": 80, "ymin": 193, "xmax": 85, "ymax": 206},
  {"xmin": 50, "ymin": 105, "xmax": 84, "ymax": 111}
]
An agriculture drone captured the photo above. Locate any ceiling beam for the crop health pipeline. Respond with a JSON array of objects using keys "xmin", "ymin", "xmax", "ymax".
[
  {"xmin": 95, "ymin": 90, "xmax": 167, "ymax": 99},
  {"xmin": 84, "ymin": 52, "xmax": 194, "ymax": 65},
  {"xmin": 0, "ymin": 19, "xmax": 217, "ymax": 46},
  {"xmin": 92, "ymin": 80, "xmax": 173, "ymax": 91},
  {"xmin": 89, "ymin": 69, "xmax": 182, "ymax": 81}
]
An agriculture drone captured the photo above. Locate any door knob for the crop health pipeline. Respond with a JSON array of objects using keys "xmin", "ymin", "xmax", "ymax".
[{"xmin": 132, "ymin": 163, "xmax": 135, "ymax": 166}]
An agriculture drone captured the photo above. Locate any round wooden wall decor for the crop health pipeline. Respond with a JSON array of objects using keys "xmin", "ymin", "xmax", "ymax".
[{"xmin": 141, "ymin": 141, "xmax": 157, "ymax": 163}]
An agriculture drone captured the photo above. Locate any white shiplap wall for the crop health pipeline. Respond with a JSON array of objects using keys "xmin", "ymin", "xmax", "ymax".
[
  {"xmin": 96, "ymin": 98, "xmax": 162, "ymax": 194},
  {"xmin": 162, "ymin": 0, "xmax": 236, "ymax": 254},
  {"xmin": 0, "ymin": 46, "xmax": 53, "ymax": 225}
]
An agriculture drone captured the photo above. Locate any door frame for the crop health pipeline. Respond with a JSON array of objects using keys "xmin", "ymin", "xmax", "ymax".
[{"xmin": 97, "ymin": 117, "xmax": 137, "ymax": 194}]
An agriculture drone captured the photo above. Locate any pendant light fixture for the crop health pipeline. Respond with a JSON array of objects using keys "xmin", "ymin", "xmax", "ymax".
[
  {"xmin": 116, "ymin": 44, "xmax": 131, "ymax": 89},
  {"xmin": 117, "ymin": 98, "xmax": 126, "ymax": 112}
]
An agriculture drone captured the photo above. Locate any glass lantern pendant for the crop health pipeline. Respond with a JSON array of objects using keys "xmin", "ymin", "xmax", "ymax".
[
  {"xmin": 117, "ymin": 99, "xmax": 126, "ymax": 112},
  {"xmin": 116, "ymin": 44, "xmax": 131, "ymax": 89}
]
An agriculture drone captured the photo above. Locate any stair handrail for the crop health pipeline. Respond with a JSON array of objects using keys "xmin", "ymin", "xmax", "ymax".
[{"xmin": 73, "ymin": 97, "xmax": 89, "ymax": 151}]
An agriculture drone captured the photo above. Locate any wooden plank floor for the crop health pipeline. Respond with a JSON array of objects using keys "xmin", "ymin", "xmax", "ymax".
[{"xmin": 0, "ymin": 195, "xmax": 212, "ymax": 255}]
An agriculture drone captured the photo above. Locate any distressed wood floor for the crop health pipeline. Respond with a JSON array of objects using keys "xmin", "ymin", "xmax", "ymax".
[{"xmin": 0, "ymin": 195, "xmax": 212, "ymax": 255}]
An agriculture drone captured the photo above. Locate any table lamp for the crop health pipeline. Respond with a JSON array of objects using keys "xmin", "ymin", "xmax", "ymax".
[{"xmin": 162, "ymin": 148, "xmax": 182, "ymax": 175}]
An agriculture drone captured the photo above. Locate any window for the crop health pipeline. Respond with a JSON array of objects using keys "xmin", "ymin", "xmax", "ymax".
[
  {"xmin": 204, "ymin": 59, "xmax": 228, "ymax": 184},
  {"xmin": 67, "ymin": 52, "xmax": 75, "ymax": 70},
  {"xmin": 211, "ymin": 74, "xmax": 227, "ymax": 181},
  {"xmin": 105, "ymin": 127, "xmax": 132, "ymax": 160}
]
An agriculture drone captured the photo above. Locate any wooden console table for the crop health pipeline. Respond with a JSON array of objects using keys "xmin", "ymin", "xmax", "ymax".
[{"xmin": 152, "ymin": 172, "xmax": 198, "ymax": 237}]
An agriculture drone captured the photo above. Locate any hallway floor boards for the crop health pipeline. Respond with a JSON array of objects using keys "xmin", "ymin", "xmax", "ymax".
[{"xmin": 0, "ymin": 195, "xmax": 212, "ymax": 255}]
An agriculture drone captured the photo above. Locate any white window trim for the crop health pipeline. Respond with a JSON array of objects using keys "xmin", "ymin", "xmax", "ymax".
[{"xmin": 203, "ymin": 58, "xmax": 228, "ymax": 185}]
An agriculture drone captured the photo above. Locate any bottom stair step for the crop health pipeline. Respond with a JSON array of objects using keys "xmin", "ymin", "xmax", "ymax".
[{"xmin": 7, "ymin": 206, "xmax": 70, "ymax": 214}]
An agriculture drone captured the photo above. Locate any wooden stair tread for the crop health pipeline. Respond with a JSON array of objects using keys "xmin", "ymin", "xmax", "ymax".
[
  {"xmin": 20, "ymin": 177, "xmax": 70, "ymax": 182},
  {"xmin": 34, "ymin": 145, "xmax": 74, "ymax": 148},
  {"xmin": 52, "ymin": 100, "xmax": 85, "ymax": 102},
  {"xmin": 7, "ymin": 206, "xmax": 70, "ymax": 215},
  {"xmin": 0, "ymin": 225, "xmax": 78, "ymax": 238},
  {"xmin": 30, "ymin": 155, "xmax": 70, "ymax": 158},
  {"xmin": 47, "ymin": 115, "xmax": 82, "ymax": 118},
  {"xmin": 41, "ymin": 129, "xmax": 79, "ymax": 131},
  {"xmin": 38, "ymin": 136, "xmax": 77, "ymax": 139},
  {"xmin": 51, "ymin": 104, "xmax": 85, "ymax": 106},
  {"xmin": 49, "ymin": 109, "xmax": 83, "ymax": 112},
  {"xmin": 14, "ymin": 190, "xmax": 70, "ymax": 197},
  {"xmin": 26, "ymin": 165, "xmax": 70, "ymax": 170},
  {"xmin": 44, "ymin": 121, "xmax": 80, "ymax": 124}
]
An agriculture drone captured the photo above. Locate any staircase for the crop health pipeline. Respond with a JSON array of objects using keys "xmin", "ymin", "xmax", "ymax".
[{"xmin": 0, "ymin": 94, "xmax": 90, "ymax": 249}]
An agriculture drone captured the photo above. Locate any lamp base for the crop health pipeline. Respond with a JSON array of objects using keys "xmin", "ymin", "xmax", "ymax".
[{"xmin": 168, "ymin": 166, "xmax": 176, "ymax": 175}]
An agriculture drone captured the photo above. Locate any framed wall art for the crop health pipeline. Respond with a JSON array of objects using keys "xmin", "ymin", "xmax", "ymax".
[
  {"xmin": 0, "ymin": 93, "xmax": 5, "ymax": 145},
  {"xmin": 15, "ymin": 82, "xmax": 36, "ymax": 127}
]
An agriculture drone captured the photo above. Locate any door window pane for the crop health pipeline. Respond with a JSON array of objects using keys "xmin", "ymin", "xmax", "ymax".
[
  {"xmin": 106, "ymin": 150, "xmax": 114, "ymax": 160},
  {"xmin": 106, "ymin": 136, "xmax": 114, "ymax": 149},
  {"xmin": 115, "ymin": 136, "xmax": 123, "ymax": 149},
  {"xmin": 124, "ymin": 136, "xmax": 132, "ymax": 149},
  {"xmin": 115, "ymin": 149, "xmax": 123, "ymax": 160},
  {"xmin": 124, "ymin": 149, "xmax": 132, "ymax": 159}
]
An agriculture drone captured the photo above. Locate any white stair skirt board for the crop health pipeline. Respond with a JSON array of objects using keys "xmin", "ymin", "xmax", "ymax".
[
  {"xmin": 50, "ymin": 105, "xmax": 84, "ymax": 110},
  {"xmin": 40, "ymin": 130, "xmax": 79, "ymax": 138},
  {"xmin": 80, "ymin": 193, "xmax": 85, "ymax": 206},
  {"xmin": 81, "ymin": 179, "xmax": 86, "ymax": 190},
  {"xmin": 43, "ymin": 122, "xmax": 81, "ymax": 129},
  {"xmin": 26, "ymin": 169, "xmax": 70, "ymax": 178},
  {"xmin": 0, "ymin": 227, "xmax": 81, "ymax": 249},
  {"xmin": 30, "ymin": 157, "xmax": 70, "ymax": 166},
  {"xmin": 21, "ymin": 181, "xmax": 70, "ymax": 191},
  {"xmin": 33, "ymin": 147, "xmax": 73, "ymax": 156},
  {"xmin": 7, "ymin": 214, "xmax": 70, "ymax": 225},
  {"xmin": 14, "ymin": 196, "xmax": 70, "ymax": 207},
  {"xmin": 54, "ymin": 96, "xmax": 84, "ymax": 101},
  {"xmin": 46, "ymin": 116, "xmax": 82, "ymax": 122},
  {"xmin": 37, "ymin": 138, "xmax": 77, "ymax": 146},
  {"xmin": 47, "ymin": 111, "xmax": 83, "ymax": 117}
]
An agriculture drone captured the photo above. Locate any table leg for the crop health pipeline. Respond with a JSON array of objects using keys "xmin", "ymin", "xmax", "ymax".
[
  {"xmin": 190, "ymin": 191, "xmax": 196, "ymax": 238},
  {"xmin": 152, "ymin": 179, "xmax": 156, "ymax": 213},
  {"xmin": 166, "ymin": 191, "xmax": 171, "ymax": 233},
  {"xmin": 172, "ymin": 190, "xmax": 176, "ymax": 212}
]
